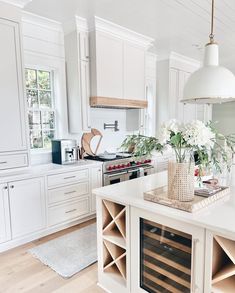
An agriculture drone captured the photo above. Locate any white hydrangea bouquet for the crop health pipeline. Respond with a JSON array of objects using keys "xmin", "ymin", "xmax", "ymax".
[{"xmin": 121, "ymin": 119, "xmax": 235, "ymax": 201}]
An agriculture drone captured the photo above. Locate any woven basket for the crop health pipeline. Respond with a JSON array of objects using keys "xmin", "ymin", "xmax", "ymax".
[{"xmin": 168, "ymin": 161, "xmax": 195, "ymax": 202}]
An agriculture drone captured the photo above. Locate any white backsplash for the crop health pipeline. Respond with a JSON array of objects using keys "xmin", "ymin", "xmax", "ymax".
[{"xmin": 90, "ymin": 108, "xmax": 130, "ymax": 153}]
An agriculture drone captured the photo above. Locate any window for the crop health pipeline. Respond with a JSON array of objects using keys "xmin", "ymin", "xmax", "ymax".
[{"xmin": 25, "ymin": 68, "xmax": 56, "ymax": 149}]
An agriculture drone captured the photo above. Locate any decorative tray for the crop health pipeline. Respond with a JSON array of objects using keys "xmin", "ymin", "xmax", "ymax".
[{"xmin": 144, "ymin": 186, "xmax": 230, "ymax": 213}]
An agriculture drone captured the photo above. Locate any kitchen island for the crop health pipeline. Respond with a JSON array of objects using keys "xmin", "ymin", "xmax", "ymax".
[{"xmin": 93, "ymin": 172, "xmax": 235, "ymax": 293}]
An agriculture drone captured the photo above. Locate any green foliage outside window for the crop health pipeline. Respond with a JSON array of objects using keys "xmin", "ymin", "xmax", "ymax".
[{"xmin": 25, "ymin": 68, "xmax": 55, "ymax": 149}]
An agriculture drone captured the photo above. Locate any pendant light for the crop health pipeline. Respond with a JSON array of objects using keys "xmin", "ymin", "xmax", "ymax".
[{"xmin": 182, "ymin": 0, "xmax": 235, "ymax": 104}]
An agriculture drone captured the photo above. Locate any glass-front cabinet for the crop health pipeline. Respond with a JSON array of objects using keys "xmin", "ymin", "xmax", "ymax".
[{"xmin": 131, "ymin": 207, "xmax": 205, "ymax": 293}]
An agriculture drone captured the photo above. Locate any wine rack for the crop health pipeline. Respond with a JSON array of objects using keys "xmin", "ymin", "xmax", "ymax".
[
  {"xmin": 102, "ymin": 199, "xmax": 127, "ymax": 285},
  {"xmin": 211, "ymin": 235, "xmax": 235, "ymax": 292},
  {"xmin": 140, "ymin": 218, "xmax": 192, "ymax": 293}
]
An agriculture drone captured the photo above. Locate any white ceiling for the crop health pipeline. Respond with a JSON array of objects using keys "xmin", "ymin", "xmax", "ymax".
[{"xmin": 24, "ymin": 0, "xmax": 235, "ymax": 72}]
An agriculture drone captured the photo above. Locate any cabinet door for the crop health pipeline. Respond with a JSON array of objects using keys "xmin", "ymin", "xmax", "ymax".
[
  {"xmin": 0, "ymin": 184, "xmax": 11, "ymax": 243},
  {"xmin": 90, "ymin": 166, "xmax": 102, "ymax": 212},
  {"xmin": 169, "ymin": 68, "xmax": 179, "ymax": 119},
  {"xmin": 131, "ymin": 207, "xmax": 205, "ymax": 293},
  {"xmin": 0, "ymin": 18, "xmax": 27, "ymax": 152},
  {"xmin": 123, "ymin": 42, "xmax": 145, "ymax": 100},
  {"xmin": 79, "ymin": 31, "xmax": 89, "ymax": 61},
  {"xmin": 96, "ymin": 32, "xmax": 123, "ymax": 98},
  {"xmin": 81, "ymin": 60, "xmax": 91, "ymax": 131},
  {"xmin": 9, "ymin": 177, "xmax": 45, "ymax": 239}
]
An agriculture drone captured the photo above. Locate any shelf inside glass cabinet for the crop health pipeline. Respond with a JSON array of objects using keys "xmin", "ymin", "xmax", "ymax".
[{"xmin": 140, "ymin": 218, "xmax": 192, "ymax": 293}]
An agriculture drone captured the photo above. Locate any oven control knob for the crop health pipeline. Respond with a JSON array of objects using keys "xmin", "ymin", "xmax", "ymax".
[
  {"xmin": 144, "ymin": 159, "xmax": 148, "ymax": 163},
  {"xmin": 117, "ymin": 165, "xmax": 121, "ymax": 169},
  {"xmin": 107, "ymin": 166, "xmax": 112, "ymax": 171},
  {"xmin": 121, "ymin": 164, "xmax": 125, "ymax": 168},
  {"xmin": 127, "ymin": 163, "xmax": 131, "ymax": 167},
  {"xmin": 148, "ymin": 159, "xmax": 152, "ymax": 163},
  {"xmin": 137, "ymin": 161, "xmax": 141, "ymax": 165},
  {"xmin": 113, "ymin": 165, "xmax": 116, "ymax": 169}
]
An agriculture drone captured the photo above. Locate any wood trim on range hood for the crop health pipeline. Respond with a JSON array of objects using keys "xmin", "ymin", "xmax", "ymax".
[{"xmin": 90, "ymin": 96, "xmax": 148, "ymax": 109}]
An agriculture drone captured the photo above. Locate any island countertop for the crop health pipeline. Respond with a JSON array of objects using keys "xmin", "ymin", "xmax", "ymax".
[{"xmin": 93, "ymin": 171, "xmax": 235, "ymax": 238}]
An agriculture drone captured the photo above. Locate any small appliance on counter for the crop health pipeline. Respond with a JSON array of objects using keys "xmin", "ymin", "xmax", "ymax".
[{"xmin": 52, "ymin": 139, "xmax": 79, "ymax": 165}]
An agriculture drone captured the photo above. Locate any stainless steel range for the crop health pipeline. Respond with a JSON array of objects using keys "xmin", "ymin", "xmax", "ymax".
[{"xmin": 85, "ymin": 153, "xmax": 154, "ymax": 186}]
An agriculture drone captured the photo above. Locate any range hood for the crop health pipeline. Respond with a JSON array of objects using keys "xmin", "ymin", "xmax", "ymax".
[{"xmin": 90, "ymin": 96, "xmax": 148, "ymax": 109}]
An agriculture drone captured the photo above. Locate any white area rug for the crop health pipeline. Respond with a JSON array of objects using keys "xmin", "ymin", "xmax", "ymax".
[{"xmin": 29, "ymin": 223, "xmax": 97, "ymax": 278}]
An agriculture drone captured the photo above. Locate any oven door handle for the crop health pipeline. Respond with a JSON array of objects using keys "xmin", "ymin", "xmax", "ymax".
[
  {"xmin": 106, "ymin": 171, "xmax": 127, "ymax": 178},
  {"xmin": 143, "ymin": 165, "xmax": 154, "ymax": 170},
  {"xmin": 127, "ymin": 169, "xmax": 140, "ymax": 173}
]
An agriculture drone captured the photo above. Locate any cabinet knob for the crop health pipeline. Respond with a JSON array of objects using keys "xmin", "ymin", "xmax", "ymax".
[
  {"xmin": 3, "ymin": 186, "xmax": 8, "ymax": 190},
  {"xmin": 10, "ymin": 185, "xmax": 14, "ymax": 189}
]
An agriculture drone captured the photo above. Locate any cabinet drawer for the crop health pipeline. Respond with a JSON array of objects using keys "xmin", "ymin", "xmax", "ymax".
[
  {"xmin": 47, "ymin": 169, "xmax": 89, "ymax": 188},
  {"xmin": 48, "ymin": 196, "xmax": 90, "ymax": 226},
  {"xmin": 48, "ymin": 182, "xmax": 89, "ymax": 205},
  {"xmin": 0, "ymin": 153, "xmax": 28, "ymax": 170}
]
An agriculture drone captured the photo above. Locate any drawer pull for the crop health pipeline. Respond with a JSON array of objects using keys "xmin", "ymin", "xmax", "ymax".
[
  {"xmin": 64, "ymin": 191, "xmax": 77, "ymax": 195},
  {"xmin": 65, "ymin": 209, "xmax": 77, "ymax": 214},
  {"xmin": 64, "ymin": 176, "xmax": 76, "ymax": 180},
  {"xmin": 0, "ymin": 161, "xmax": 7, "ymax": 164}
]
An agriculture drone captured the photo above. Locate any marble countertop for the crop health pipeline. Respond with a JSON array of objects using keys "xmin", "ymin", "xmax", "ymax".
[
  {"xmin": 0, "ymin": 160, "xmax": 103, "ymax": 183},
  {"xmin": 93, "ymin": 171, "xmax": 235, "ymax": 238}
]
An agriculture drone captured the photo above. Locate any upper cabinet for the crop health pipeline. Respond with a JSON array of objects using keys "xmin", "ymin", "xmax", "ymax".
[
  {"xmin": 79, "ymin": 31, "xmax": 89, "ymax": 61},
  {"xmin": 0, "ymin": 4, "xmax": 29, "ymax": 170},
  {"xmin": 90, "ymin": 17, "xmax": 154, "ymax": 109},
  {"xmin": 65, "ymin": 17, "xmax": 91, "ymax": 134},
  {"xmin": 156, "ymin": 52, "xmax": 212, "ymax": 129}
]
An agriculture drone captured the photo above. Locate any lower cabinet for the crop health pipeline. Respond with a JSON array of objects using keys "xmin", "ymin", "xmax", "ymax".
[
  {"xmin": 8, "ymin": 177, "xmax": 46, "ymax": 239},
  {"xmin": 90, "ymin": 166, "xmax": 102, "ymax": 212},
  {"xmin": 0, "ymin": 184, "xmax": 11, "ymax": 243},
  {"xmin": 131, "ymin": 207, "xmax": 205, "ymax": 293},
  {"xmin": 48, "ymin": 196, "xmax": 90, "ymax": 226}
]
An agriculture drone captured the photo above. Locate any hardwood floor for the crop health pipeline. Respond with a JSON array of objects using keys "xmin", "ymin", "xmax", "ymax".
[{"xmin": 0, "ymin": 219, "xmax": 105, "ymax": 293}]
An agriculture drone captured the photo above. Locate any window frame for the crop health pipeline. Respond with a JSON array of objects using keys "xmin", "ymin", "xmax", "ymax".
[{"xmin": 25, "ymin": 66, "xmax": 57, "ymax": 151}]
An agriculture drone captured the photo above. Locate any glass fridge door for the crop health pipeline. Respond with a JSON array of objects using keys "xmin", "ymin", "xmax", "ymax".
[{"xmin": 140, "ymin": 218, "xmax": 192, "ymax": 293}]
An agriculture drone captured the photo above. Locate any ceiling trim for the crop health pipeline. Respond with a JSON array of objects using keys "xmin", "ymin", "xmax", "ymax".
[
  {"xmin": 22, "ymin": 11, "xmax": 63, "ymax": 32},
  {"xmin": 94, "ymin": 16, "xmax": 154, "ymax": 49},
  {"xmin": 75, "ymin": 16, "xmax": 88, "ymax": 32},
  {"xmin": 1, "ymin": 0, "xmax": 32, "ymax": 8}
]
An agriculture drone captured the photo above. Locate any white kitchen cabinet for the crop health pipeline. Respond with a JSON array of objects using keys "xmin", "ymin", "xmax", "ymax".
[
  {"xmin": 79, "ymin": 31, "xmax": 89, "ymax": 61},
  {"xmin": 9, "ymin": 177, "xmax": 46, "ymax": 239},
  {"xmin": 65, "ymin": 17, "xmax": 91, "ymax": 133},
  {"xmin": 157, "ymin": 53, "xmax": 212, "ymax": 130},
  {"xmin": 123, "ymin": 42, "xmax": 145, "ymax": 100},
  {"xmin": 80, "ymin": 60, "xmax": 91, "ymax": 131},
  {"xmin": 90, "ymin": 166, "xmax": 102, "ymax": 212},
  {"xmin": 0, "ymin": 18, "xmax": 28, "ymax": 159},
  {"xmin": 131, "ymin": 207, "xmax": 205, "ymax": 293},
  {"xmin": 0, "ymin": 184, "xmax": 11, "ymax": 244},
  {"xmin": 95, "ymin": 31, "xmax": 123, "ymax": 98}
]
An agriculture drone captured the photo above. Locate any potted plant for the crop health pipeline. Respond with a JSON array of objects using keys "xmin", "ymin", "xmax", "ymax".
[{"xmin": 121, "ymin": 119, "xmax": 235, "ymax": 202}]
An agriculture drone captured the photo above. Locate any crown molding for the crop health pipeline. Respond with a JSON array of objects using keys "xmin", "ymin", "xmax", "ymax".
[
  {"xmin": 158, "ymin": 51, "xmax": 201, "ymax": 67},
  {"xmin": 1, "ymin": 0, "xmax": 32, "ymax": 8},
  {"xmin": 93, "ymin": 16, "xmax": 154, "ymax": 49},
  {"xmin": 169, "ymin": 51, "xmax": 201, "ymax": 66},
  {"xmin": 22, "ymin": 11, "xmax": 63, "ymax": 32},
  {"xmin": 75, "ymin": 16, "xmax": 88, "ymax": 32}
]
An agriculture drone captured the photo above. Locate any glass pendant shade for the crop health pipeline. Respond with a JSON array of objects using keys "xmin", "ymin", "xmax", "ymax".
[{"xmin": 182, "ymin": 43, "xmax": 235, "ymax": 104}]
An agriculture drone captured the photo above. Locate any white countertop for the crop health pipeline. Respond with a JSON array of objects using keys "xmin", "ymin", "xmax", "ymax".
[
  {"xmin": 0, "ymin": 160, "xmax": 103, "ymax": 183},
  {"xmin": 93, "ymin": 172, "xmax": 235, "ymax": 238}
]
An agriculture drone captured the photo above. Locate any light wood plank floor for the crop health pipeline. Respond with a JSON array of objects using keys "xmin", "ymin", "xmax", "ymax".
[{"xmin": 0, "ymin": 219, "xmax": 105, "ymax": 293}]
